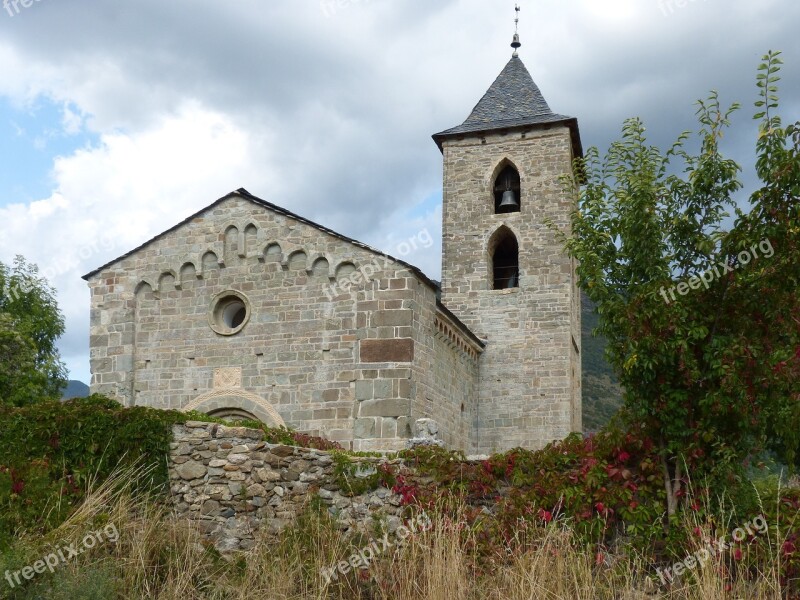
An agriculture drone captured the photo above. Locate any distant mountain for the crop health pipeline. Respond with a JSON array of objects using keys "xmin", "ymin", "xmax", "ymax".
[
  {"xmin": 581, "ymin": 291, "xmax": 623, "ymax": 431},
  {"xmin": 62, "ymin": 380, "xmax": 89, "ymax": 399}
]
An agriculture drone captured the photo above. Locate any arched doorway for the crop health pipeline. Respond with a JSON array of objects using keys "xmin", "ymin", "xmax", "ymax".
[{"xmin": 182, "ymin": 390, "xmax": 286, "ymax": 428}]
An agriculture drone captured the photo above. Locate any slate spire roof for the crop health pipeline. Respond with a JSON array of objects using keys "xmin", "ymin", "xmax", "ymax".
[{"xmin": 432, "ymin": 55, "xmax": 582, "ymax": 156}]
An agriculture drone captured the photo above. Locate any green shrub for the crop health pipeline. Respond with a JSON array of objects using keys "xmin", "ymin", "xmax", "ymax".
[
  {"xmin": 0, "ymin": 395, "xmax": 346, "ymax": 549},
  {"xmin": 0, "ymin": 395, "xmax": 214, "ymax": 547},
  {"xmin": 393, "ymin": 420, "xmax": 675, "ymax": 557},
  {"xmin": 330, "ymin": 452, "xmax": 396, "ymax": 497}
]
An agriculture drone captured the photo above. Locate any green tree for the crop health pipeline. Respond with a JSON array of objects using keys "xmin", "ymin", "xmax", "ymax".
[
  {"xmin": 564, "ymin": 52, "xmax": 800, "ymax": 517},
  {"xmin": 0, "ymin": 256, "xmax": 67, "ymax": 406}
]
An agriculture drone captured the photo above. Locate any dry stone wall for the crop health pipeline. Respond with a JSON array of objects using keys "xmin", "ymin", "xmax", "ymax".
[{"xmin": 169, "ymin": 422, "xmax": 410, "ymax": 552}]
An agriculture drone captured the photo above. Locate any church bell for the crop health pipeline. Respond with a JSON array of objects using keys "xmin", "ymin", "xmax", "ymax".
[{"xmin": 499, "ymin": 189, "xmax": 519, "ymax": 210}]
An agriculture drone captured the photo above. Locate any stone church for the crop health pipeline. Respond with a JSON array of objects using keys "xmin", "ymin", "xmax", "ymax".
[{"xmin": 84, "ymin": 36, "xmax": 583, "ymax": 455}]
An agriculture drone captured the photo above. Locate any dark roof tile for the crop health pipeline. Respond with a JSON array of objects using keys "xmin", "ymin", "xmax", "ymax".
[{"xmin": 433, "ymin": 56, "xmax": 582, "ymax": 155}]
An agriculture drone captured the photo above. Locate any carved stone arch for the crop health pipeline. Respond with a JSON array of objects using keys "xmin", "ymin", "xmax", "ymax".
[
  {"xmin": 308, "ymin": 254, "xmax": 331, "ymax": 278},
  {"xmin": 179, "ymin": 262, "xmax": 198, "ymax": 287},
  {"xmin": 487, "ymin": 225, "xmax": 520, "ymax": 290},
  {"xmin": 262, "ymin": 242, "xmax": 283, "ymax": 263},
  {"xmin": 334, "ymin": 260, "xmax": 358, "ymax": 280},
  {"xmin": 488, "ymin": 157, "xmax": 523, "ymax": 214},
  {"xmin": 222, "ymin": 224, "xmax": 242, "ymax": 264},
  {"xmin": 487, "ymin": 156, "xmax": 524, "ymax": 187},
  {"xmin": 486, "ymin": 223, "xmax": 522, "ymax": 249},
  {"xmin": 284, "ymin": 248, "xmax": 309, "ymax": 271},
  {"xmin": 134, "ymin": 280, "xmax": 156, "ymax": 299},
  {"xmin": 158, "ymin": 270, "xmax": 178, "ymax": 293},
  {"xmin": 182, "ymin": 389, "xmax": 286, "ymax": 428},
  {"xmin": 243, "ymin": 222, "xmax": 259, "ymax": 258},
  {"xmin": 220, "ymin": 222, "xmax": 240, "ymax": 237},
  {"xmin": 221, "ymin": 222, "xmax": 240, "ymax": 250},
  {"xmin": 201, "ymin": 249, "xmax": 222, "ymax": 277}
]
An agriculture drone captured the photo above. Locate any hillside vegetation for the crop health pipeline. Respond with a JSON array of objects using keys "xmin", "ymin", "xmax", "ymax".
[{"xmin": 581, "ymin": 291, "xmax": 623, "ymax": 431}]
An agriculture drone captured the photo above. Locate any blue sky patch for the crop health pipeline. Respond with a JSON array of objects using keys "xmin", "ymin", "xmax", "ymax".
[
  {"xmin": 0, "ymin": 96, "xmax": 98, "ymax": 207},
  {"xmin": 406, "ymin": 191, "xmax": 441, "ymax": 219}
]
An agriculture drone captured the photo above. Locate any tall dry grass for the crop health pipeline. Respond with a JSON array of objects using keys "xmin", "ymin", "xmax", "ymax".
[{"xmin": 1, "ymin": 472, "xmax": 796, "ymax": 600}]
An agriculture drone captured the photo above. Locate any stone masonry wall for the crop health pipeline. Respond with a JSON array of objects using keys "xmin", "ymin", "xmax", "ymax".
[
  {"xmin": 169, "ymin": 422, "xmax": 408, "ymax": 551},
  {"xmin": 414, "ymin": 305, "xmax": 482, "ymax": 452},
  {"xmin": 88, "ymin": 191, "xmax": 451, "ymax": 451},
  {"xmin": 440, "ymin": 125, "xmax": 581, "ymax": 454}
]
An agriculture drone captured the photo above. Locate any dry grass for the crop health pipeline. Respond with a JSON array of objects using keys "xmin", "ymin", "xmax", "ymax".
[{"xmin": 1, "ymin": 477, "xmax": 796, "ymax": 600}]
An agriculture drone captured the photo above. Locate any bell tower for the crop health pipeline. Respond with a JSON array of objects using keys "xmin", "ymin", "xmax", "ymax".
[{"xmin": 433, "ymin": 9, "xmax": 583, "ymax": 454}]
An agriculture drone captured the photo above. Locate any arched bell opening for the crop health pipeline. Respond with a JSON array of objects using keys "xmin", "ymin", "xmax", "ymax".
[
  {"xmin": 493, "ymin": 163, "xmax": 521, "ymax": 214},
  {"xmin": 488, "ymin": 227, "xmax": 520, "ymax": 290}
]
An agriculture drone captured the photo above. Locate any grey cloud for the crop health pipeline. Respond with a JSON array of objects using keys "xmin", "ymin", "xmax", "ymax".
[{"xmin": 0, "ymin": 0, "xmax": 797, "ymax": 381}]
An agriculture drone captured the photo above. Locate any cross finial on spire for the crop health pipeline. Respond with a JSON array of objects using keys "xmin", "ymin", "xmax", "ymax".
[{"xmin": 511, "ymin": 4, "xmax": 522, "ymax": 57}]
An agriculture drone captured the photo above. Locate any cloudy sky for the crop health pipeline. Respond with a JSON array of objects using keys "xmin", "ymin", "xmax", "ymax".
[{"xmin": 0, "ymin": 0, "xmax": 797, "ymax": 384}]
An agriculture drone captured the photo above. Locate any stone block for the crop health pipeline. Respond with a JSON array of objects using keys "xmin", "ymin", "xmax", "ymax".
[
  {"xmin": 360, "ymin": 339, "xmax": 414, "ymax": 363},
  {"xmin": 176, "ymin": 461, "xmax": 207, "ymax": 481},
  {"xmin": 355, "ymin": 380, "xmax": 373, "ymax": 400},
  {"xmin": 396, "ymin": 416, "xmax": 412, "ymax": 438},
  {"xmin": 373, "ymin": 379, "xmax": 392, "ymax": 399},
  {"xmin": 270, "ymin": 445, "xmax": 295, "ymax": 458},
  {"xmin": 381, "ymin": 418, "xmax": 398, "ymax": 438},
  {"xmin": 200, "ymin": 499, "xmax": 221, "ymax": 516},
  {"xmin": 372, "ymin": 310, "xmax": 413, "ymax": 327},
  {"xmin": 358, "ymin": 399, "xmax": 409, "ymax": 418},
  {"xmin": 322, "ymin": 389, "xmax": 339, "ymax": 402},
  {"xmin": 354, "ymin": 417, "xmax": 378, "ymax": 439}
]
